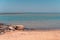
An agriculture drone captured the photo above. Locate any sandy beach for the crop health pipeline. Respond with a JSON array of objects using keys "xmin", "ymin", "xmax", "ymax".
[{"xmin": 0, "ymin": 30, "xmax": 60, "ymax": 40}]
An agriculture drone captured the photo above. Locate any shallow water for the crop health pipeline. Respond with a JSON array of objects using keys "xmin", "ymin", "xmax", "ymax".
[{"xmin": 0, "ymin": 13, "xmax": 60, "ymax": 29}]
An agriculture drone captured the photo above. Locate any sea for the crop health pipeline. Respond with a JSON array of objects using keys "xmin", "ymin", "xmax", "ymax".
[{"xmin": 0, "ymin": 13, "xmax": 60, "ymax": 30}]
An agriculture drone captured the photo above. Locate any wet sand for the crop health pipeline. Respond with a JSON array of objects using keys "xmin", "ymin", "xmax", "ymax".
[{"xmin": 0, "ymin": 30, "xmax": 60, "ymax": 40}]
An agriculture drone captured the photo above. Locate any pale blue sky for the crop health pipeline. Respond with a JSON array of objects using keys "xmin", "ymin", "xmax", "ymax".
[{"xmin": 0, "ymin": 0, "xmax": 60, "ymax": 13}]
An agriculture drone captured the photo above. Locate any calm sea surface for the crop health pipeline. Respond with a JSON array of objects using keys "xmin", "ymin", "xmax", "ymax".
[{"xmin": 0, "ymin": 13, "xmax": 60, "ymax": 29}]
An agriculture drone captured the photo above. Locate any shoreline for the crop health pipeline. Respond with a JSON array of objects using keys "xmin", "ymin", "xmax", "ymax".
[{"xmin": 0, "ymin": 23, "xmax": 60, "ymax": 40}]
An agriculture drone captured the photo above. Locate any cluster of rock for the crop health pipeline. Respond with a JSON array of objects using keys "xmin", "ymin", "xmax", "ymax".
[{"xmin": 0, "ymin": 23, "xmax": 24, "ymax": 35}]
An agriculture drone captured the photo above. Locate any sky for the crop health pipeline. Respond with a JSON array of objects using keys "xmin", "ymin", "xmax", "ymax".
[{"xmin": 0, "ymin": 0, "xmax": 60, "ymax": 13}]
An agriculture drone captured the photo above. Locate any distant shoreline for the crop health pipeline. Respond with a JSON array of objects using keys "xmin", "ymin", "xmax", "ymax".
[
  {"xmin": 0, "ymin": 13, "xmax": 24, "ymax": 14},
  {"xmin": 0, "ymin": 12, "xmax": 60, "ymax": 15}
]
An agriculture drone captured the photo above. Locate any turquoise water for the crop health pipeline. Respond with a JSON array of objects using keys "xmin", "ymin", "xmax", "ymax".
[
  {"xmin": 0, "ymin": 13, "xmax": 60, "ymax": 21},
  {"xmin": 0, "ymin": 13, "xmax": 60, "ymax": 29}
]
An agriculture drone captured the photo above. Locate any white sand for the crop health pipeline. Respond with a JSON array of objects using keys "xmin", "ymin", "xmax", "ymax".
[{"xmin": 0, "ymin": 30, "xmax": 60, "ymax": 40}]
